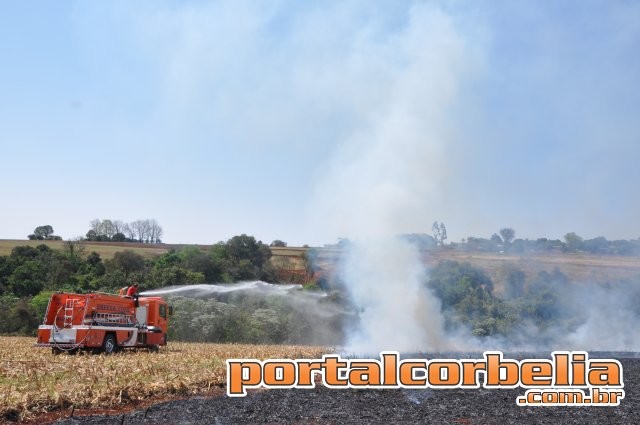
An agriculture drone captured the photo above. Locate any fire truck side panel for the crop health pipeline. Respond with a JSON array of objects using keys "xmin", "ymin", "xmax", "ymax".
[
  {"xmin": 37, "ymin": 292, "xmax": 170, "ymax": 351},
  {"xmin": 78, "ymin": 328, "xmax": 101, "ymax": 347},
  {"xmin": 51, "ymin": 327, "xmax": 77, "ymax": 344},
  {"xmin": 146, "ymin": 332, "xmax": 165, "ymax": 346},
  {"xmin": 116, "ymin": 329, "xmax": 136, "ymax": 346},
  {"xmin": 38, "ymin": 327, "xmax": 51, "ymax": 344}
]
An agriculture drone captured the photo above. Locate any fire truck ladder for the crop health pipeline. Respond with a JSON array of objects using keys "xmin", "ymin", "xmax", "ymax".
[{"xmin": 63, "ymin": 299, "xmax": 76, "ymax": 327}]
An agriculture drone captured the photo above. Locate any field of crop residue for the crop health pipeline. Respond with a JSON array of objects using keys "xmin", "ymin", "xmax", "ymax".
[{"xmin": 0, "ymin": 336, "xmax": 327, "ymax": 423}]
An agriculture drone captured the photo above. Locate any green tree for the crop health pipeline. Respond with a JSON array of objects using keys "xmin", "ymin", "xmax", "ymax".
[
  {"xmin": 3, "ymin": 299, "xmax": 39, "ymax": 335},
  {"xmin": 498, "ymin": 264, "xmax": 526, "ymax": 299},
  {"xmin": 225, "ymin": 234, "xmax": 272, "ymax": 280},
  {"xmin": 107, "ymin": 250, "xmax": 145, "ymax": 278},
  {"xmin": 426, "ymin": 260, "xmax": 494, "ymax": 307},
  {"xmin": 179, "ymin": 246, "xmax": 223, "ymax": 282},
  {"xmin": 48, "ymin": 257, "xmax": 77, "ymax": 290},
  {"xmin": 439, "ymin": 223, "xmax": 447, "ymax": 245},
  {"xmin": 155, "ymin": 250, "xmax": 182, "ymax": 268},
  {"xmin": 31, "ymin": 225, "xmax": 54, "ymax": 240},
  {"xmin": 0, "ymin": 256, "xmax": 9, "ymax": 295},
  {"xmin": 30, "ymin": 291, "xmax": 54, "ymax": 321},
  {"xmin": 564, "ymin": 232, "xmax": 583, "ymax": 252},
  {"xmin": 432, "ymin": 221, "xmax": 441, "ymax": 245},
  {"xmin": 270, "ymin": 240, "xmax": 287, "ymax": 247},
  {"xmin": 426, "ymin": 260, "xmax": 517, "ymax": 337},
  {"xmin": 11, "ymin": 245, "xmax": 39, "ymax": 261},
  {"xmin": 432, "ymin": 222, "xmax": 447, "ymax": 246},
  {"xmin": 8, "ymin": 261, "xmax": 46, "ymax": 296},
  {"xmin": 63, "ymin": 240, "xmax": 86, "ymax": 267},
  {"xmin": 583, "ymin": 236, "xmax": 608, "ymax": 254},
  {"xmin": 84, "ymin": 251, "xmax": 105, "ymax": 277},
  {"xmin": 499, "ymin": 228, "xmax": 515, "ymax": 245},
  {"xmin": 149, "ymin": 266, "xmax": 205, "ymax": 288},
  {"xmin": 94, "ymin": 269, "xmax": 128, "ymax": 291},
  {"xmin": 523, "ymin": 269, "xmax": 569, "ymax": 321}
]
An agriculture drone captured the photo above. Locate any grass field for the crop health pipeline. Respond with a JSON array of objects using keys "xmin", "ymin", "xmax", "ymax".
[
  {"xmin": 426, "ymin": 249, "xmax": 640, "ymax": 283},
  {"xmin": 0, "ymin": 240, "xmax": 171, "ymax": 260},
  {"xmin": 0, "ymin": 336, "xmax": 327, "ymax": 422},
  {"xmin": 313, "ymin": 247, "xmax": 640, "ymax": 284}
]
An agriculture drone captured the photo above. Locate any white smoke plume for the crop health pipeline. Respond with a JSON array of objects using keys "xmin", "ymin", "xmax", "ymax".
[
  {"xmin": 557, "ymin": 283, "xmax": 640, "ymax": 351},
  {"xmin": 309, "ymin": 5, "xmax": 477, "ymax": 353},
  {"xmin": 341, "ymin": 238, "xmax": 448, "ymax": 353},
  {"xmin": 566, "ymin": 311, "xmax": 638, "ymax": 351}
]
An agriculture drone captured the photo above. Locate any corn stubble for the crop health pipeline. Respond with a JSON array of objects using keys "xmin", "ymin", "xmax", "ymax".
[{"xmin": 0, "ymin": 336, "xmax": 326, "ymax": 422}]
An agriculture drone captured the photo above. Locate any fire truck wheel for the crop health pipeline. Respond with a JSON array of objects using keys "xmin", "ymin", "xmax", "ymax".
[
  {"xmin": 149, "ymin": 345, "xmax": 159, "ymax": 353},
  {"xmin": 102, "ymin": 334, "xmax": 119, "ymax": 354},
  {"xmin": 52, "ymin": 348, "xmax": 62, "ymax": 355}
]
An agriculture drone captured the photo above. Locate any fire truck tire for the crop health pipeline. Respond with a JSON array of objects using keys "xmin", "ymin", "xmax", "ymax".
[
  {"xmin": 52, "ymin": 348, "xmax": 62, "ymax": 355},
  {"xmin": 150, "ymin": 344, "xmax": 160, "ymax": 353},
  {"xmin": 102, "ymin": 334, "xmax": 119, "ymax": 354}
]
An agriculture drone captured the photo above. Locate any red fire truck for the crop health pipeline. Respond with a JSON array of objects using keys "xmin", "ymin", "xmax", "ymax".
[{"xmin": 36, "ymin": 292, "xmax": 172, "ymax": 354}]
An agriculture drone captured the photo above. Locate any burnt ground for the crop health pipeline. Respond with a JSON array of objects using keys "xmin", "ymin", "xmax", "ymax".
[{"xmin": 49, "ymin": 358, "xmax": 640, "ymax": 425}]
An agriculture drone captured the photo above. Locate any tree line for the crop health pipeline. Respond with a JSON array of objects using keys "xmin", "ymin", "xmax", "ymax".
[
  {"xmin": 85, "ymin": 218, "xmax": 163, "ymax": 243},
  {"xmin": 400, "ymin": 224, "xmax": 640, "ymax": 256},
  {"xmin": 459, "ymin": 229, "xmax": 640, "ymax": 256},
  {"xmin": 26, "ymin": 220, "xmax": 165, "ymax": 244}
]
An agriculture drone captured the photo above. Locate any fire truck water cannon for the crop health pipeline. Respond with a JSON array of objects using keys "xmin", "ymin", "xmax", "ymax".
[{"xmin": 35, "ymin": 292, "xmax": 173, "ymax": 354}]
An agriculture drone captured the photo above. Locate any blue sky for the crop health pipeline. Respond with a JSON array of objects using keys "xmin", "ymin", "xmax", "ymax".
[{"xmin": 1, "ymin": 1, "xmax": 639, "ymax": 245}]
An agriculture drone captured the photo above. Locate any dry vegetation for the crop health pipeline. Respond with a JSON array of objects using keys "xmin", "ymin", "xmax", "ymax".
[
  {"xmin": 427, "ymin": 250, "xmax": 640, "ymax": 283},
  {"xmin": 0, "ymin": 240, "xmax": 170, "ymax": 260},
  {"xmin": 0, "ymin": 336, "xmax": 328, "ymax": 422}
]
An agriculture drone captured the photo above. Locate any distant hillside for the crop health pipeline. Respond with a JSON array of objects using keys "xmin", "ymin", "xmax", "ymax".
[
  {"xmin": 0, "ymin": 239, "xmax": 308, "ymax": 260},
  {"xmin": 310, "ymin": 247, "xmax": 640, "ymax": 285},
  {"xmin": 1, "ymin": 239, "xmax": 638, "ymax": 284},
  {"xmin": 426, "ymin": 249, "xmax": 640, "ymax": 284},
  {"xmin": 0, "ymin": 239, "xmax": 172, "ymax": 259}
]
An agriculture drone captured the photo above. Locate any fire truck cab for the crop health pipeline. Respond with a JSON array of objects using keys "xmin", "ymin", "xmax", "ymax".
[{"xmin": 36, "ymin": 292, "xmax": 171, "ymax": 354}]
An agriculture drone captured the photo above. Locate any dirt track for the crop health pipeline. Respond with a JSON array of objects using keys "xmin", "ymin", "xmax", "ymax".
[{"xmin": 48, "ymin": 358, "xmax": 639, "ymax": 425}]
